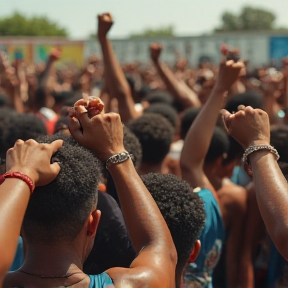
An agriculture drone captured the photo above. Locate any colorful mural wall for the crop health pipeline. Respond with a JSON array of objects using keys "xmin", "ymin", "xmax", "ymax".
[{"xmin": 0, "ymin": 38, "xmax": 85, "ymax": 67}]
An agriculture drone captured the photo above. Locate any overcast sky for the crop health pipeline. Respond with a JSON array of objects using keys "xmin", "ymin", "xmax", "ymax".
[{"xmin": 0, "ymin": 0, "xmax": 287, "ymax": 39}]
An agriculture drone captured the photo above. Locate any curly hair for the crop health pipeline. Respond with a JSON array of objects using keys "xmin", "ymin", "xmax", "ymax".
[
  {"xmin": 141, "ymin": 173, "xmax": 205, "ymax": 273},
  {"xmin": 123, "ymin": 126, "xmax": 142, "ymax": 169},
  {"xmin": 1, "ymin": 113, "xmax": 47, "ymax": 156},
  {"xmin": 128, "ymin": 113, "xmax": 174, "ymax": 164},
  {"xmin": 23, "ymin": 134, "xmax": 102, "ymax": 243},
  {"xmin": 144, "ymin": 103, "xmax": 178, "ymax": 128}
]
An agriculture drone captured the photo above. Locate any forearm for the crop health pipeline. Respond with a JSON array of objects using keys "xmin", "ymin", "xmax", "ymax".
[
  {"xmin": 154, "ymin": 61, "xmax": 199, "ymax": 109},
  {"xmin": 250, "ymin": 151, "xmax": 288, "ymax": 259},
  {"xmin": 180, "ymin": 88, "xmax": 226, "ymax": 170},
  {"xmin": 108, "ymin": 159, "xmax": 175, "ymax": 254},
  {"xmin": 99, "ymin": 38, "xmax": 137, "ymax": 122},
  {"xmin": 38, "ymin": 60, "xmax": 53, "ymax": 88},
  {"xmin": 0, "ymin": 179, "xmax": 30, "ymax": 280}
]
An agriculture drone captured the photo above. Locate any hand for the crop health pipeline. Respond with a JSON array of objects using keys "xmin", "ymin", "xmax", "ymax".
[
  {"xmin": 69, "ymin": 107, "xmax": 125, "ymax": 162},
  {"xmin": 5, "ymin": 139, "xmax": 63, "ymax": 186},
  {"xmin": 221, "ymin": 106, "xmax": 270, "ymax": 149},
  {"xmin": 49, "ymin": 48, "xmax": 61, "ymax": 62},
  {"xmin": 214, "ymin": 57, "xmax": 244, "ymax": 93},
  {"xmin": 97, "ymin": 13, "xmax": 113, "ymax": 40},
  {"xmin": 150, "ymin": 43, "xmax": 163, "ymax": 63}
]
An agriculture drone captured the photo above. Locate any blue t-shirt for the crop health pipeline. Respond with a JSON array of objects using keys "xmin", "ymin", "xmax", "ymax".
[
  {"xmin": 89, "ymin": 273, "xmax": 113, "ymax": 288},
  {"xmin": 10, "ymin": 237, "xmax": 24, "ymax": 271},
  {"xmin": 183, "ymin": 189, "xmax": 225, "ymax": 288}
]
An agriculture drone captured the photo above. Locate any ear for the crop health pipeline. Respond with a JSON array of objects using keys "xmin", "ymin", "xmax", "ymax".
[
  {"xmin": 87, "ymin": 210, "xmax": 101, "ymax": 238},
  {"xmin": 188, "ymin": 240, "xmax": 201, "ymax": 263}
]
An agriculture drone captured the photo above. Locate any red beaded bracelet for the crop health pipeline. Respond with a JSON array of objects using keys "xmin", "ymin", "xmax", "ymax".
[{"xmin": 0, "ymin": 172, "xmax": 35, "ymax": 194}]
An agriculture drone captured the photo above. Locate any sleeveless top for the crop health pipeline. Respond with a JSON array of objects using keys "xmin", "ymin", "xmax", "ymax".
[
  {"xmin": 183, "ymin": 189, "xmax": 225, "ymax": 288},
  {"xmin": 89, "ymin": 273, "xmax": 113, "ymax": 288}
]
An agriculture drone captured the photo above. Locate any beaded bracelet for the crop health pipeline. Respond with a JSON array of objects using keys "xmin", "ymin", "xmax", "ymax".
[
  {"xmin": 0, "ymin": 172, "xmax": 35, "ymax": 194},
  {"xmin": 242, "ymin": 145, "xmax": 280, "ymax": 176}
]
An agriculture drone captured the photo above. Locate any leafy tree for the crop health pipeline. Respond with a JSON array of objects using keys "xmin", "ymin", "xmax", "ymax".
[
  {"xmin": 130, "ymin": 25, "xmax": 174, "ymax": 38},
  {"xmin": 0, "ymin": 12, "xmax": 68, "ymax": 36},
  {"xmin": 216, "ymin": 6, "xmax": 277, "ymax": 32}
]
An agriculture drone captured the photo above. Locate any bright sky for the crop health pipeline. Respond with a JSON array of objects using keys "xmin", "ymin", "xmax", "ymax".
[{"xmin": 0, "ymin": 0, "xmax": 287, "ymax": 39}]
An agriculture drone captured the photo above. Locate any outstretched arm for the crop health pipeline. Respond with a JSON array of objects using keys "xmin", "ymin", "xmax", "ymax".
[
  {"xmin": 69, "ymin": 106, "xmax": 177, "ymax": 288},
  {"xmin": 150, "ymin": 43, "xmax": 201, "ymax": 110},
  {"xmin": 180, "ymin": 57, "xmax": 243, "ymax": 189},
  {"xmin": 0, "ymin": 139, "xmax": 62, "ymax": 285},
  {"xmin": 97, "ymin": 13, "xmax": 138, "ymax": 123},
  {"xmin": 222, "ymin": 106, "xmax": 288, "ymax": 260}
]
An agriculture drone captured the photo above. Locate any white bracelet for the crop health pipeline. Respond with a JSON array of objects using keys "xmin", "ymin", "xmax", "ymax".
[
  {"xmin": 242, "ymin": 145, "xmax": 280, "ymax": 176},
  {"xmin": 105, "ymin": 151, "xmax": 133, "ymax": 169}
]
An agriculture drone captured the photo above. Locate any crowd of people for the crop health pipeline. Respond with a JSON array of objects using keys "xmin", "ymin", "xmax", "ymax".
[{"xmin": 1, "ymin": 12, "xmax": 288, "ymax": 288}]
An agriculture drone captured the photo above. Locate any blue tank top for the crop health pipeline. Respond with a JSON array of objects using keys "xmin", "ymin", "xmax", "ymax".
[
  {"xmin": 183, "ymin": 189, "xmax": 225, "ymax": 288},
  {"xmin": 89, "ymin": 273, "xmax": 113, "ymax": 288}
]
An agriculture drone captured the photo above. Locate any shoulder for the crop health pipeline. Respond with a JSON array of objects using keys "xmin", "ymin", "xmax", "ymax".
[{"xmin": 88, "ymin": 272, "xmax": 113, "ymax": 288}]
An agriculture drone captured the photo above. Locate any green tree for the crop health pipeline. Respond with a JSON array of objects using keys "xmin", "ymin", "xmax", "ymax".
[
  {"xmin": 0, "ymin": 12, "xmax": 68, "ymax": 36},
  {"xmin": 130, "ymin": 25, "xmax": 174, "ymax": 38},
  {"xmin": 216, "ymin": 6, "xmax": 277, "ymax": 32}
]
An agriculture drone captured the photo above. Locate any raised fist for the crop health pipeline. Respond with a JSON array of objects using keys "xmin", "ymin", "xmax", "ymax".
[
  {"xmin": 49, "ymin": 48, "xmax": 61, "ymax": 62},
  {"xmin": 150, "ymin": 43, "xmax": 163, "ymax": 63},
  {"xmin": 97, "ymin": 13, "xmax": 114, "ymax": 40}
]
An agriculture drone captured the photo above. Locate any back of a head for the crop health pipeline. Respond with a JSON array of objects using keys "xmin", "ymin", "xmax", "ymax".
[
  {"xmin": 225, "ymin": 91, "xmax": 263, "ymax": 113},
  {"xmin": 141, "ymin": 173, "xmax": 205, "ymax": 273},
  {"xmin": 123, "ymin": 126, "xmax": 142, "ymax": 169},
  {"xmin": 271, "ymin": 125, "xmax": 288, "ymax": 178},
  {"xmin": 271, "ymin": 125, "xmax": 288, "ymax": 163},
  {"xmin": 143, "ymin": 90, "xmax": 174, "ymax": 107},
  {"xmin": 180, "ymin": 107, "xmax": 201, "ymax": 139},
  {"xmin": 144, "ymin": 103, "xmax": 178, "ymax": 129},
  {"xmin": 23, "ymin": 134, "xmax": 102, "ymax": 243},
  {"xmin": 128, "ymin": 113, "xmax": 174, "ymax": 164},
  {"xmin": 1, "ymin": 113, "xmax": 47, "ymax": 157},
  {"xmin": 205, "ymin": 126, "xmax": 230, "ymax": 164}
]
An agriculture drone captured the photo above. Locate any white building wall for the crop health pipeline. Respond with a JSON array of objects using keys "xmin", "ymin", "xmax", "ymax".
[{"xmin": 85, "ymin": 32, "xmax": 288, "ymax": 67}]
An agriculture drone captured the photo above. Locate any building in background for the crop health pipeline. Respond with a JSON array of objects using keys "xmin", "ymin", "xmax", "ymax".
[
  {"xmin": 0, "ymin": 37, "xmax": 84, "ymax": 67},
  {"xmin": 1, "ymin": 31, "xmax": 287, "ymax": 68},
  {"xmin": 85, "ymin": 31, "xmax": 288, "ymax": 67}
]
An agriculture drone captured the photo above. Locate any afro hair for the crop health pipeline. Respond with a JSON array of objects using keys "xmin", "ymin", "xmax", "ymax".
[
  {"xmin": 23, "ymin": 133, "xmax": 102, "ymax": 243},
  {"xmin": 141, "ymin": 173, "xmax": 205, "ymax": 272}
]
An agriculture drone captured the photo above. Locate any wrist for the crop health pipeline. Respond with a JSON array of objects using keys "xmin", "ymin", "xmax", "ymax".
[
  {"xmin": 244, "ymin": 140, "xmax": 270, "ymax": 150},
  {"xmin": 7, "ymin": 167, "xmax": 38, "ymax": 184},
  {"xmin": 212, "ymin": 85, "xmax": 228, "ymax": 95}
]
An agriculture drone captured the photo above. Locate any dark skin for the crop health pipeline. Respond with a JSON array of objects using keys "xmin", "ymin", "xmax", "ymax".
[
  {"xmin": 98, "ymin": 13, "xmax": 139, "ymax": 123},
  {"xmin": 5, "ymin": 105, "xmax": 177, "ymax": 288},
  {"xmin": 180, "ymin": 56, "xmax": 246, "ymax": 288},
  {"xmin": 222, "ymin": 106, "xmax": 288, "ymax": 261},
  {"xmin": 150, "ymin": 43, "xmax": 201, "ymax": 110},
  {"xmin": 0, "ymin": 139, "xmax": 63, "ymax": 286}
]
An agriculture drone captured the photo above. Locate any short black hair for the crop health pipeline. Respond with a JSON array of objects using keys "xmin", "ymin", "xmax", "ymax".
[
  {"xmin": 225, "ymin": 91, "xmax": 263, "ymax": 113},
  {"xmin": 23, "ymin": 134, "xmax": 102, "ymax": 243},
  {"xmin": 205, "ymin": 126, "xmax": 230, "ymax": 164},
  {"xmin": 123, "ymin": 126, "xmax": 142, "ymax": 169},
  {"xmin": 141, "ymin": 173, "xmax": 205, "ymax": 273},
  {"xmin": 128, "ymin": 113, "xmax": 174, "ymax": 164},
  {"xmin": 180, "ymin": 107, "xmax": 201, "ymax": 139},
  {"xmin": 1, "ymin": 113, "xmax": 47, "ymax": 157},
  {"xmin": 271, "ymin": 125, "xmax": 288, "ymax": 163},
  {"xmin": 142, "ymin": 90, "xmax": 174, "ymax": 106},
  {"xmin": 144, "ymin": 103, "xmax": 178, "ymax": 128}
]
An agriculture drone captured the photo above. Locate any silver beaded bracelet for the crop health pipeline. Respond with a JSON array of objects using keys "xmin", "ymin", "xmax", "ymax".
[
  {"xmin": 242, "ymin": 145, "xmax": 280, "ymax": 176},
  {"xmin": 106, "ymin": 151, "xmax": 133, "ymax": 169}
]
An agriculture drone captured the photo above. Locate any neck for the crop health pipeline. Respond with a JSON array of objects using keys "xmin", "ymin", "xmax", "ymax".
[
  {"xmin": 138, "ymin": 161, "xmax": 165, "ymax": 175},
  {"xmin": 175, "ymin": 269, "xmax": 183, "ymax": 288},
  {"xmin": 21, "ymin": 241, "xmax": 84, "ymax": 276}
]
